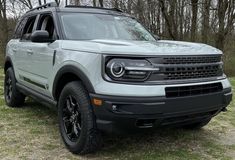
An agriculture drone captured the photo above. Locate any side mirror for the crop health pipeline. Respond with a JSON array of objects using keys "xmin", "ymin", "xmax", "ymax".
[{"xmin": 31, "ymin": 30, "xmax": 53, "ymax": 43}]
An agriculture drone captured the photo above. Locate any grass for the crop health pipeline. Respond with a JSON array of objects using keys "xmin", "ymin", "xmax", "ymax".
[{"xmin": 0, "ymin": 69, "xmax": 234, "ymax": 160}]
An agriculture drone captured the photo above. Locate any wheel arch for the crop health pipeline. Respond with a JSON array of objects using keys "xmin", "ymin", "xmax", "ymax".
[
  {"xmin": 4, "ymin": 56, "xmax": 14, "ymax": 73},
  {"xmin": 52, "ymin": 65, "xmax": 95, "ymax": 101}
]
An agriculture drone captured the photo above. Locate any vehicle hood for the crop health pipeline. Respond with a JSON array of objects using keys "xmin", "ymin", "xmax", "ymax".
[{"xmin": 61, "ymin": 39, "xmax": 222, "ymax": 56}]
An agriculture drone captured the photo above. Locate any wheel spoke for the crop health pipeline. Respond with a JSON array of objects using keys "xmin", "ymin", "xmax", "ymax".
[
  {"xmin": 63, "ymin": 117, "xmax": 70, "ymax": 123},
  {"xmin": 69, "ymin": 96, "xmax": 77, "ymax": 111},
  {"xmin": 62, "ymin": 95, "xmax": 82, "ymax": 142},
  {"xmin": 5, "ymin": 76, "xmax": 13, "ymax": 100},
  {"xmin": 73, "ymin": 123, "xmax": 79, "ymax": 136},
  {"xmin": 75, "ymin": 111, "xmax": 82, "ymax": 130},
  {"xmin": 7, "ymin": 78, "xmax": 11, "ymax": 85},
  {"xmin": 77, "ymin": 122, "xmax": 81, "ymax": 130},
  {"xmin": 8, "ymin": 90, "xmax": 12, "ymax": 98},
  {"xmin": 66, "ymin": 98, "xmax": 73, "ymax": 113},
  {"xmin": 67, "ymin": 133, "xmax": 73, "ymax": 139},
  {"xmin": 63, "ymin": 117, "xmax": 72, "ymax": 133}
]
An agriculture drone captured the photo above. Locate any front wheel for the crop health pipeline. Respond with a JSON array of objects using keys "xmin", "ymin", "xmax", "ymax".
[
  {"xmin": 4, "ymin": 68, "xmax": 25, "ymax": 107},
  {"xmin": 58, "ymin": 81, "xmax": 102, "ymax": 154}
]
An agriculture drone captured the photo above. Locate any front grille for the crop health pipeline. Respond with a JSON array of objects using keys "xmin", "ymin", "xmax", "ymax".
[
  {"xmin": 163, "ymin": 56, "xmax": 221, "ymax": 64},
  {"xmin": 165, "ymin": 82, "xmax": 223, "ymax": 98},
  {"xmin": 148, "ymin": 55, "xmax": 223, "ymax": 81},
  {"xmin": 161, "ymin": 110, "xmax": 218, "ymax": 126},
  {"xmin": 165, "ymin": 65, "xmax": 220, "ymax": 80}
]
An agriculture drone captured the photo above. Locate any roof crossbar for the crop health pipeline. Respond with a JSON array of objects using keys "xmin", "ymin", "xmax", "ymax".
[{"xmin": 65, "ymin": 5, "xmax": 123, "ymax": 13}]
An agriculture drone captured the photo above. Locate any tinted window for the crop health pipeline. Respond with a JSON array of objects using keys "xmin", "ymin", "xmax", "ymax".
[
  {"xmin": 37, "ymin": 14, "xmax": 56, "ymax": 40},
  {"xmin": 14, "ymin": 18, "xmax": 27, "ymax": 39},
  {"xmin": 21, "ymin": 16, "xmax": 37, "ymax": 40},
  {"xmin": 60, "ymin": 13, "xmax": 156, "ymax": 41}
]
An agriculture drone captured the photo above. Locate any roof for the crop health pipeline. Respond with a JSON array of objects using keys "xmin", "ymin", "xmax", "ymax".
[{"xmin": 25, "ymin": 2, "xmax": 128, "ymax": 16}]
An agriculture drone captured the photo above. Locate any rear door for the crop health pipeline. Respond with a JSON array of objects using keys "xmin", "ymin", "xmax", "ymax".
[
  {"xmin": 8, "ymin": 17, "xmax": 27, "ymax": 82},
  {"xmin": 14, "ymin": 15, "xmax": 38, "ymax": 88}
]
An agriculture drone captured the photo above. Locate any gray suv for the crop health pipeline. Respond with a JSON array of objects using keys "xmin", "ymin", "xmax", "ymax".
[{"xmin": 4, "ymin": 2, "xmax": 232, "ymax": 154}]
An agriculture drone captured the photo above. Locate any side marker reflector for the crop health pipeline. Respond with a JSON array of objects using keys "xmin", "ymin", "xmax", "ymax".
[{"xmin": 93, "ymin": 98, "xmax": 103, "ymax": 106}]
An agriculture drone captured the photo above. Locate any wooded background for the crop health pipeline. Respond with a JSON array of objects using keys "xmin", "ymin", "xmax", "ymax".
[{"xmin": 0, "ymin": 0, "xmax": 235, "ymax": 75}]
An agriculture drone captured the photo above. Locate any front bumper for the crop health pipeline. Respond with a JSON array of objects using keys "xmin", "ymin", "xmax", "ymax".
[{"xmin": 90, "ymin": 88, "xmax": 232, "ymax": 133}]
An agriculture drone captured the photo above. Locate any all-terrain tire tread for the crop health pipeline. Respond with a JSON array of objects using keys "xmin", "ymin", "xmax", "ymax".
[{"xmin": 4, "ymin": 68, "xmax": 25, "ymax": 107}]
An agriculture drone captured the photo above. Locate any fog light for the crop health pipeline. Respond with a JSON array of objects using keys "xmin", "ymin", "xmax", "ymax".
[{"xmin": 112, "ymin": 105, "xmax": 118, "ymax": 111}]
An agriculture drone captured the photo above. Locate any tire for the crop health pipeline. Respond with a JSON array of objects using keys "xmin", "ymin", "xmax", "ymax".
[
  {"xmin": 58, "ymin": 81, "xmax": 102, "ymax": 154},
  {"xmin": 4, "ymin": 68, "xmax": 25, "ymax": 107},
  {"xmin": 182, "ymin": 118, "xmax": 211, "ymax": 130}
]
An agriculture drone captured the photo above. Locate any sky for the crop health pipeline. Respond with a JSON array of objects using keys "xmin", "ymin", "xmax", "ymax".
[{"xmin": 7, "ymin": 0, "xmax": 95, "ymax": 18}]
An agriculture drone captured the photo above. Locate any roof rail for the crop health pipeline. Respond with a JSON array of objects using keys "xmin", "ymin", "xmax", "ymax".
[
  {"xmin": 111, "ymin": 8, "xmax": 123, "ymax": 12},
  {"xmin": 65, "ymin": 5, "xmax": 123, "ymax": 12},
  {"xmin": 27, "ymin": 2, "xmax": 58, "ymax": 13}
]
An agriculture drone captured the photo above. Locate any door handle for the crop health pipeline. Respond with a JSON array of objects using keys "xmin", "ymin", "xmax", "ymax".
[{"xmin": 27, "ymin": 49, "xmax": 33, "ymax": 55}]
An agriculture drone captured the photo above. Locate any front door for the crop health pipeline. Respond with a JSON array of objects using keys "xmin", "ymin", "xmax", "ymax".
[{"xmin": 27, "ymin": 13, "xmax": 58, "ymax": 96}]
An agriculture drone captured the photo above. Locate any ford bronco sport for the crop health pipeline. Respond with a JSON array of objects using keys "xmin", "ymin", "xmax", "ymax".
[{"xmin": 4, "ymin": 2, "xmax": 232, "ymax": 154}]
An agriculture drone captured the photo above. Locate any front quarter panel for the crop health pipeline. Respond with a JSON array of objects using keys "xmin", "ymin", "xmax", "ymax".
[{"xmin": 48, "ymin": 46, "xmax": 102, "ymax": 97}]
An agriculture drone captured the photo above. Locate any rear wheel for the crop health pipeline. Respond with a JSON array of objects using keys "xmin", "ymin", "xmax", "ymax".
[
  {"xmin": 58, "ymin": 81, "xmax": 102, "ymax": 154},
  {"xmin": 4, "ymin": 68, "xmax": 25, "ymax": 107}
]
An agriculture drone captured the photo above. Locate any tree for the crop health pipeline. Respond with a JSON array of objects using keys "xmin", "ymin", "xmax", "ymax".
[
  {"xmin": 159, "ymin": 0, "xmax": 178, "ymax": 40},
  {"xmin": 215, "ymin": 0, "xmax": 235, "ymax": 51},
  {"xmin": 0, "ymin": 0, "xmax": 8, "ymax": 56},
  {"xmin": 70, "ymin": 0, "xmax": 80, "ymax": 5},
  {"xmin": 201, "ymin": 0, "xmax": 211, "ymax": 43},
  {"xmin": 93, "ymin": 0, "xmax": 96, "ymax": 7},
  {"xmin": 190, "ymin": 0, "xmax": 198, "ymax": 42},
  {"xmin": 18, "ymin": 0, "xmax": 33, "ymax": 9},
  {"xmin": 98, "ymin": 0, "xmax": 103, "ymax": 7}
]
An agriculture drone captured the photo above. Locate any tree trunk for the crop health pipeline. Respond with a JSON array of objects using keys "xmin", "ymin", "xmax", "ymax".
[
  {"xmin": 113, "ymin": 0, "xmax": 118, "ymax": 8},
  {"xmin": 191, "ymin": 0, "xmax": 198, "ymax": 42},
  {"xmin": 179, "ymin": 0, "xmax": 185, "ymax": 40},
  {"xmin": 99, "ymin": 0, "xmax": 103, "ymax": 7},
  {"xmin": 26, "ymin": 0, "xmax": 33, "ymax": 9},
  {"xmin": 201, "ymin": 0, "xmax": 211, "ymax": 43},
  {"xmin": 0, "ymin": 0, "xmax": 8, "ymax": 56},
  {"xmin": 93, "ymin": 0, "xmax": 96, "ymax": 7},
  {"xmin": 159, "ymin": 0, "xmax": 178, "ymax": 40},
  {"xmin": 54, "ymin": 0, "xmax": 60, "ymax": 6},
  {"xmin": 215, "ymin": 0, "xmax": 227, "ymax": 51},
  {"xmin": 74, "ymin": 0, "xmax": 80, "ymax": 6},
  {"xmin": 38, "ymin": 0, "xmax": 42, "ymax": 5}
]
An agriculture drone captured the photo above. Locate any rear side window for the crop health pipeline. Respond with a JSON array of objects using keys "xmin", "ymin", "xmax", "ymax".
[
  {"xmin": 21, "ymin": 16, "xmax": 37, "ymax": 40},
  {"xmin": 14, "ymin": 18, "xmax": 27, "ymax": 39}
]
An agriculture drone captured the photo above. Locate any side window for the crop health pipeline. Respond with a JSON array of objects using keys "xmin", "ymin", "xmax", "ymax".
[
  {"xmin": 21, "ymin": 16, "xmax": 37, "ymax": 40},
  {"xmin": 14, "ymin": 18, "xmax": 27, "ymax": 39},
  {"xmin": 37, "ymin": 14, "xmax": 57, "ymax": 40}
]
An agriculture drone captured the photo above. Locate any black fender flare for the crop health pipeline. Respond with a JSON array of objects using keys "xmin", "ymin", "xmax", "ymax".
[
  {"xmin": 4, "ymin": 56, "xmax": 14, "ymax": 73},
  {"xmin": 52, "ymin": 65, "xmax": 95, "ymax": 99}
]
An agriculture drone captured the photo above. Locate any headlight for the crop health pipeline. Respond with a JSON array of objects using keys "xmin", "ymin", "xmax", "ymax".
[
  {"xmin": 105, "ymin": 58, "xmax": 160, "ymax": 82},
  {"xmin": 110, "ymin": 61, "xmax": 125, "ymax": 78}
]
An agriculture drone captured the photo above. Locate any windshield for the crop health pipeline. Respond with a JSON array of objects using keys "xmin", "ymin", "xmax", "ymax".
[{"xmin": 60, "ymin": 13, "xmax": 156, "ymax": 41}]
